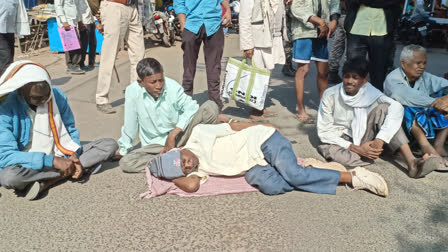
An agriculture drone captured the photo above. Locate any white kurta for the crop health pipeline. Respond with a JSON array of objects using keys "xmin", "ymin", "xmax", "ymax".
[{"xmin": 184, "ymin": 124, "xmax": 276, "ymax": 184}]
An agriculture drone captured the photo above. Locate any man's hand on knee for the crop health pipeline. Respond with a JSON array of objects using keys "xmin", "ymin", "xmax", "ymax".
[
  {"xmin": 349, "ymin": 141, "xmax": 383, "ymax": 160},
  {"xmin": 431, "ymin": 96, "xmax": 448, "ymax": 117},
  {"xmin": 370, "ymin": 138, "xmax": 385, "ymax": 150},
  {"xmin": 69, "ymin": 154, "xmax": 83, "ymax": 179},
  {"xmin": 53, "ymin": 156, "xmax": 76, "ymax": 177}
]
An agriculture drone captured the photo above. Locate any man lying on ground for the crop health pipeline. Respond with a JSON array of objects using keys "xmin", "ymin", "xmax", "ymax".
[
  {"xmin": 118, "ymin": 58, "xmax": 227, "ymax": 173},
  {"xmin": 148, "ymin": 122, "xmax": 389, "ymax": 197},
  {"xmin": 0, "ymin": 60, "xmax": 118, "ymax": 200},
  {"xmin": 384, "ymin": 45, "xmax": 448, "ymax": 165},
  {"xmin": 317, "ymin": 59, "xmax": 442, "ymax": 178}
]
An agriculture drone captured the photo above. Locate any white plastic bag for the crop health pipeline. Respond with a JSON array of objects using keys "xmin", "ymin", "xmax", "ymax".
[{"xmin": 222, "ymin": 58, "xmax": 270, "ymax": 111}]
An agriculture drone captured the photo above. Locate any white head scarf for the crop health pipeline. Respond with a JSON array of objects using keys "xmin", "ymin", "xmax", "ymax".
[{"xmin": 0, "ymin": 60, "xmax": 80, "ymax": 157}]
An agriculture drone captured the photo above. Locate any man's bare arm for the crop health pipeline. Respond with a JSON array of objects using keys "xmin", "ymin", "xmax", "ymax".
[{"xmin": 172, "ymin": 175, "xmax": 201, "ymax": 193}]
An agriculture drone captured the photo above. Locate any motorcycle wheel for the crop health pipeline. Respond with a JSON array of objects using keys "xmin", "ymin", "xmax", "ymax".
[
  {"xmin": 162, "ymin": 34, "xmax": 171, "ymax": 47},
  {"xmin": 169, "ymin": 30, "xmax": 175, "ymax": 45}
]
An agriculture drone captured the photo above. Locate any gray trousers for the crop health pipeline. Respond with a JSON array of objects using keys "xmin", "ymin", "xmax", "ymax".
[
  {"xmin": 318, "ymin": 104, "xmax": 409, "ymax": 168},
  {"xmin": 0, "ymin": 138, "xmax": 118, "ymax": 190},
  {"xmin": 119, "ymin": 100, "xmax": 219, "ymax": 173},
  {"xmin": 328, "ymin": 15, "xmax": 346, "ymax": 73}
]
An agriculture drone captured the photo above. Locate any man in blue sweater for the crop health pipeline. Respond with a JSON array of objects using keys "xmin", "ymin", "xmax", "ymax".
[{"xmin": 0, "ymin": 60, "xmax": 119, "ymax": 200}]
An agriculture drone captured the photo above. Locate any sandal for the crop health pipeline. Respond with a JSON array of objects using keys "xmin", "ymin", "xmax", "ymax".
[
  {"xmin": 293, "ymin": 113, "xmax": 315, "ymax": 124},
  {"xmin": 415, "ymin": 156, "xmax": 443, "ymax": 178},
  {"xmin": 437, "ymin": 155, "xmax": 448, "ymax": 172}
]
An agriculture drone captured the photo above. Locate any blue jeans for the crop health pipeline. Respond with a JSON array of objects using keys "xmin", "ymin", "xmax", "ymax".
[{"xmin": 245, "ymin": 131, "xmax": 341, "ymax": 195}]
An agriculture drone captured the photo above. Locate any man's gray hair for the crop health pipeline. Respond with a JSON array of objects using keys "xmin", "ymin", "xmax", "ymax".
[{"xmin": 400, "ymin": 44, "xmax": 426, "ymax": 62}]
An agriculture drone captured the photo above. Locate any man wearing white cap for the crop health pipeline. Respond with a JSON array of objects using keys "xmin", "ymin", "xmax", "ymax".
[{"xmin": 0, "ymin": 60, "xmax": 119, "ymax": 200}]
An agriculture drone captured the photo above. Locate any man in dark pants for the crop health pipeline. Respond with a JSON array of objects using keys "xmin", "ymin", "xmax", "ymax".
[
  {"xmin": 174, "ymin": 0, "xmax": 231, "ymax": 112},
  {"xmin": 79, "ymin": 23, "xmax": 97, "ymax": 70},
  {"xmin": 344, "ymin": 0, "xmax": 401, "ymax": 91},
  {"xmin": 0, "ymin": 34, "xmax": 15, "ymax": 76},
  {"xmin": 80, "ymin": 0, "xmax": 101, "ymax": 70},
  {"xmin": 0, "ymin": 0, "xmax": 30, "ymax": 76}
]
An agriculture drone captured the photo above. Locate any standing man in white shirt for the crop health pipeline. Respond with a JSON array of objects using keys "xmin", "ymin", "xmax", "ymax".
[
  {"xmin": 55, "ymin": 0, "xmax": 87, "ymax": 75},
  {"xmin": 317, "ymin": 59, "xmax": 442, "ymax": 179},
  {"xmin": 0, "ymin": 0, "xmax": 30, "ymax": 76}
]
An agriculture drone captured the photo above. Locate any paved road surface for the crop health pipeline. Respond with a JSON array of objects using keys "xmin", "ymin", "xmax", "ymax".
[{"xmin": 0, "ymin": 34, "xmax": 447, "ymax": 251}]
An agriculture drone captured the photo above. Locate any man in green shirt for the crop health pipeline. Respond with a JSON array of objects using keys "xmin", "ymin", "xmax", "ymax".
[
  {"xmin": 345, "ymin": 0, "xmax": 401, "ymax": 91},
  {"xmin": 118, "ymin": 58, "xmax": 222, "ymax": 173}
]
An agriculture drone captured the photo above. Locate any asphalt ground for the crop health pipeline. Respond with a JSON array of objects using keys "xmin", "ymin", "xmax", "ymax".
[{"xmin": 0, "ymin": 34, "xmax": 447, "ymax": 251}]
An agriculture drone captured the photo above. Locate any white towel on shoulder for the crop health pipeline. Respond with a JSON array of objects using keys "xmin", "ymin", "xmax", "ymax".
[
  {"xmin": 339, "ymin": 83, "xmax": 383, "ymax": 146},
  {"xmin": 0, "ymin": 60, "xmax": 80, "ymax": 157}
]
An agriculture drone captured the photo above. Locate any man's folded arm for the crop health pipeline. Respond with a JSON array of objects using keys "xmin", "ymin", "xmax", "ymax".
[
  {"xmin": 384, "ymin": 76, "xmax": 435, "ymax": 108},
  {"xmin": 0, "ymin": 115, "xmax": 54, "ymax": 169},
  {"xmin": 290, "ymin": 0, "xmax": 315, "ymax": 25},
  {"xmin": 172, "ymin": 175, "xmax": 201, "ymax": 193},
  {"xmin": 375, "ymin": 96, "xmax": 404, "ymax": 144}
]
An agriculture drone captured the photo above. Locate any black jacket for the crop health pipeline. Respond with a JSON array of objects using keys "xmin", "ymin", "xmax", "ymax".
[{"xmin": 344, "ymin": 0, "xmax": 402, "ymax": 34}]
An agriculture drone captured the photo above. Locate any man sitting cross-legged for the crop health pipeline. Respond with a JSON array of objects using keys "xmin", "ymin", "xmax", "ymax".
[
  {"xmin": 0, "ymin": 61, "xmax": 119, "ymax": 200},
  {"xmin": 148, "ymin": 122, "xmax": 389, "ymax": 197},
  {"xmin": 317, "ymin": 59, "xmax": 442, "ymax": 178},
  {"xmin": 118, "ymin": 58, "xmax": 226, "ymax": 173},
  {"xmin": 384, "ymin": 45, "xmax": 448, "ymax": 166}
]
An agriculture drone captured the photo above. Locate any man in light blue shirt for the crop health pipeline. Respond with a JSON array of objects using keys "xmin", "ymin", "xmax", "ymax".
[
  {"xmin": 384, "ymin": 45, "xmax": 448, "ymax": 168},
  {"xmin": 118, "ymin": 58, "xmax": 220, "ymax": 173},
  {"xmin": 174, "ymin": 0, "xmax": 231, "ymax": 111}
]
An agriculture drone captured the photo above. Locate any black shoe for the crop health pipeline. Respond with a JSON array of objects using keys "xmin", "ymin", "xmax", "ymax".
[{"xmin": 328, "ymin": 71, "xmax": 342, "ymax": 84}]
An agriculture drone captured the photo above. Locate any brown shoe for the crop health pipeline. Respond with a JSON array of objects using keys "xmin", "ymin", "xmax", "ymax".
[{"xmin": 96, "ymin": 104, "xmax": 116, "ymax": 114}]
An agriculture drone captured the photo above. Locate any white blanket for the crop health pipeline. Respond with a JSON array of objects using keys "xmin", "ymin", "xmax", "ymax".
[{"xmin": 0, "ymin": 60, "xmax": 80, "ymax": 157}]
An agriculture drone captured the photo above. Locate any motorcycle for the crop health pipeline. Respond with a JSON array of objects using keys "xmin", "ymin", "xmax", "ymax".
[
  {"xmin": 229, "ymin": 0, "xmax": 240, "ymax": 33},
  {"xmin": 398, "ymin": 0, "xmax": 435, "ymax": 46},
  {"xmin": 166, "ymin": 7, "xmax": 181, "ymax": 44},
  {"xmin": 398, "ymin": 14, "xmax": 434, "ymax": 46},
  {"xmin": 152, "ymin": 11, "xmax": 172, "ymax": 47}
]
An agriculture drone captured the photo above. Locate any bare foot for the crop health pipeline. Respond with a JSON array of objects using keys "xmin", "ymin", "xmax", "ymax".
[
  {"xmin": 249, "ymin": 109, "xmax": 266, "ymax": 122},
  {"xmin": 409, "ymin": 154, "xmax": 443, "ymax": 178},
  {"xmin": 293, "ymin": 112, "xmax": 314, "ymax": 124},
  {"xmin": 262, "ymin": 108, "xmax": 277, "ymax": 117}
]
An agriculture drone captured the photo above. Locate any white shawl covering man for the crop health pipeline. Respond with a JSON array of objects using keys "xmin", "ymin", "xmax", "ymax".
[
  {"xmin": 317, "ymin": 59, "xmax": 442, "ymax": 178},
  {"xmin": 0, "ymin": 60, "xmax": 118, "ymax": 200}
]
